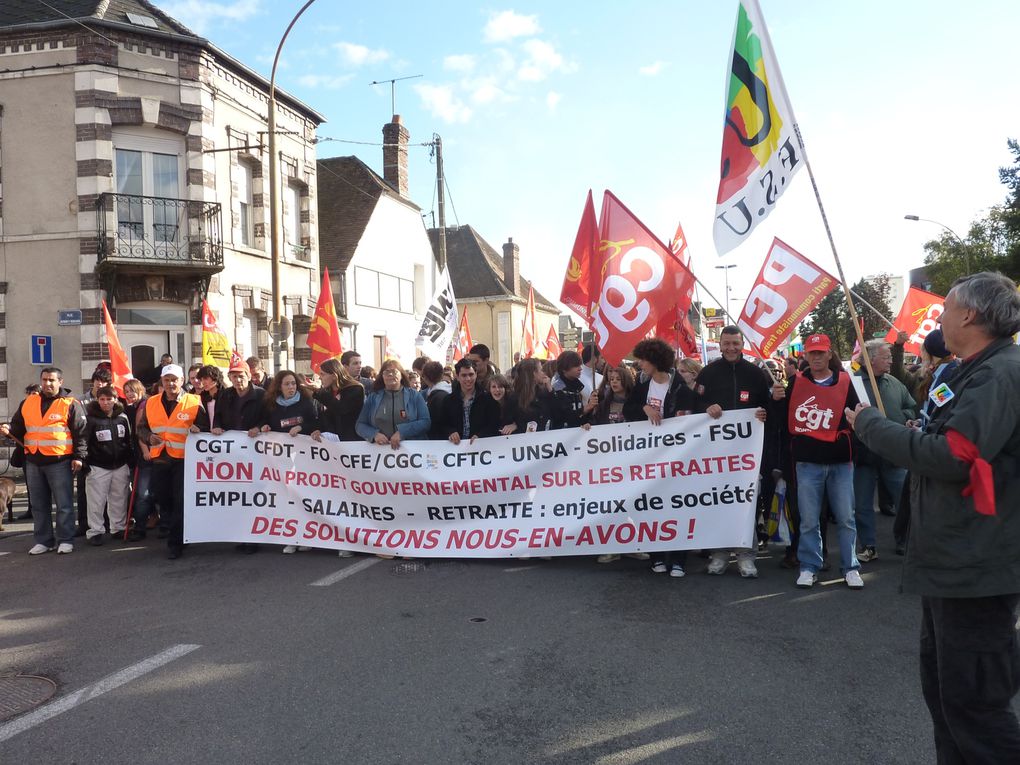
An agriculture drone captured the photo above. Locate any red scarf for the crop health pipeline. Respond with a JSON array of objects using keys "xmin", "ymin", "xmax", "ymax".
[{"xmin": 945, "ymin": 429, "xmax": 996, "ymax": 516}]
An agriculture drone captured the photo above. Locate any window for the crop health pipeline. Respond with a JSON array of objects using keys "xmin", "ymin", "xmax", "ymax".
[
  {"xmin": 284, "ymin": 183, "xmax": 307, "ymax": 261},
  {"xmin": 113, "ymin": 135, "xmax": 183, "ymax": 255},
  {"xmin": 237, "ymin": 162, "xmax": 254, "ymax": 247},
  {"xmin": 353, "ymin": 266, "xmax": 415, "ymax": 313}
]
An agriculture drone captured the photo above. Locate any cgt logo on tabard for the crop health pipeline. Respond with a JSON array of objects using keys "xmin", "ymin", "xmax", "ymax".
[{"xmin": 793, "ymin": 396, "xmax": 834, "ymax": 432}]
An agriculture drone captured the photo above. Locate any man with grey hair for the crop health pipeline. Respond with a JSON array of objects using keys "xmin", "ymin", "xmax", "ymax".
[
  {"xmin": 851, "ymin": 339, "xmax": 917, "ymax": 561},
  {"xmin": 847, "ymin": 272, "xmax": 1020, "ymax": 762}
]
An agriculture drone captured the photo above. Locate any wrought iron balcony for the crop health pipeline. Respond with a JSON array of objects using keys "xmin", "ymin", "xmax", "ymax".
[{"xmin": 96, "ymin": 193, "xmax": 223, "ymax": 273}]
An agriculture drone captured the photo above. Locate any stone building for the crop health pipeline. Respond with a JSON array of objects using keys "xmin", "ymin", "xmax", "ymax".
[{"xmin": 0, "ymin": 0, "xmax": 324, "ymax": 420}]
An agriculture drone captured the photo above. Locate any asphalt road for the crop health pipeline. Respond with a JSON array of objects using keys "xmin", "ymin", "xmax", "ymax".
[{"xmin": 0, "ymin": 509, "xmax": 951, "ymax": 764}]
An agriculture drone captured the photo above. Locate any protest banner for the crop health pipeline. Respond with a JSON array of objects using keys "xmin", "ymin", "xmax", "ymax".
[
  {"xmin": 415, "ymin": 266, "xmax": 458, "ymax": 360},
  {"xmin": 184, "ymin": 411, "xmax": 763, "ymax": 557},
  {"xmin": 736, "ymin": 238, "xmax": 837, "ymax": 357}
]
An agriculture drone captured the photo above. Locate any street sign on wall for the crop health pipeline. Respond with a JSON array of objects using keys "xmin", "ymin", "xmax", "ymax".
[{"xmin": 31, "ymin": 335, "xmax": 53, "ymax": 365}]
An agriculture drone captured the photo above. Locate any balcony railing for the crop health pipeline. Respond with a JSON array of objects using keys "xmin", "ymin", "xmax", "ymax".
[{"xmin": 96, "ymin": 193, "xmax": 223, "ymax": 270}]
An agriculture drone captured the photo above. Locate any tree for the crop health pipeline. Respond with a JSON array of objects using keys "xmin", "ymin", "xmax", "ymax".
[
  {"xmin": 804, "ymin": 276, "xmax": 892, "ymax": 361},
  {"xmin": 920, "ymin": 139, "xmax": 1020, "ymax": 292}
]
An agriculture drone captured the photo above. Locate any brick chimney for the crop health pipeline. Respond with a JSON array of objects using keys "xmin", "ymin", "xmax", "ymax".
[
  {"xmin": 382, "ymin": 114, "xmax": 409, "ymax": 196},
  {"xmin": 502, "ymin": 237, "xmax": 520, "ymax": 295}
]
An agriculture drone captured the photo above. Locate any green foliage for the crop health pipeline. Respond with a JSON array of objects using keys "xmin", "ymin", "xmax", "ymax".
[
  {"xmin": 921, "ymin": 139, "xmax": 1020, "ymax": 293},
  {"xmin": 804, "ymin": 277, "xmax": 891, "ymax": 361}
]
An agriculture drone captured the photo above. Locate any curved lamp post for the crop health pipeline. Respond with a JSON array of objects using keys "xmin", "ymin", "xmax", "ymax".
[{"xmin": 904, "ymin": 214, "xmax": 970, "ymax": 273}]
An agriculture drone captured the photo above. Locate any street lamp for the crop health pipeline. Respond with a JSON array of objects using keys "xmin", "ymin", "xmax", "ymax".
[
  {"xmin": 904, "ymin": 214, "xmax": 970, "ymax": 273},
  {"xmin": 267, "ymin": 0, "xmax": 321, "ymax": 372},
  {"xmin": 715, "ymin": 264, "xmax": 737, "ymax": 318}
]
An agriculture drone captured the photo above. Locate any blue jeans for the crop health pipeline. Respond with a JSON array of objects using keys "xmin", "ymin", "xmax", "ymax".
[
  {"xmin": 131, "ymin": 462, "xmax": 153, "ymax": 527},
  {"xmin": 853, "ymin": 460, "xmax": 907, "ymax": 548},
  {"xmin": 795, "ymin": 461, "xmax": 859, "ymax": 574},
  {"xmin": 26, "ymin": 460, "xmax": 76, "ymax": 546}
]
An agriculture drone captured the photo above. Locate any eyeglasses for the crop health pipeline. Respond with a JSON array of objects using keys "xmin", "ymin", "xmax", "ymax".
[{"xmin": 382, "ymin": 369, "xmax": 401, "ymax": 376}]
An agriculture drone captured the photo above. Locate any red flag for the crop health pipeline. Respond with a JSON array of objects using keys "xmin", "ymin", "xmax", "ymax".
[
  {"xmin": 307, "ymin": 268, "xmax": 344, "ymax": 373},
  {"xmin": 453, "ymin": 307, "xmax": 473, "ymax": 361},
  {"xmin": 654, "ymin": 306, "xmax": 700, "ymax": 359},
  {"xmin": 885, "ymin": 286, "xmax": 945, "ymax": 355},
  {"xmin": 669, "ymin": 220, "xmax": 692, "ymax": 266},
  {"xmin": 591, "ymin": 191, "xmax": 696, "ymax": 365},
  {"xmin": 521, "ymin": 286, "xmax": 539, "ymax": 358},
  {"xmin": 101, "ymin": 300, "xmax": 132, "ymax": 397},
  {"xmin": 736, "ymin": 238, "xmax": 838, "ymax": 357},
  {"xmin": 576, "ymin": 339, "xmax": 585, "ymax": 354},
  {"xmin": 560, "ymin": 190, "xmax": 599, "ymax": 324},
  {"xmin": 545, "ymin": 325, "xmax": 562, "ymax": 358}
]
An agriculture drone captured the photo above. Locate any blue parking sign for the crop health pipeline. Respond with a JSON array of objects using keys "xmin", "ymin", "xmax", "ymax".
[{"xmin": 31, "ymin": 335, "xmax": 52, "ymax": 365}]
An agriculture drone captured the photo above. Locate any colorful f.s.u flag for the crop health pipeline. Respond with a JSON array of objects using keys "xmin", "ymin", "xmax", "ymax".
[{"xmin": 714, "ymin": 0, "xmax": 804, "ymax": 255}]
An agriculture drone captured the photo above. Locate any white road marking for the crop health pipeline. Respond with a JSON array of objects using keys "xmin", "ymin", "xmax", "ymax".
[
  {"xmin": 110, "ymin": 546, "xmax": 146, "ymax": 552},
  {"xmin": 0, "ymin": 643, "xmax": 200, "ymax": 743},
  {"xmin": 0, "ymin": 551, "xmax": 9, "ymax": 557},
  {"xmin": 309, "ymin": 556, "xmax": 380, "ymax": 587},
  {"xmin": 502, "ymin": 565, "xmax": 540, "ymax": 573},
  {"xmin": 728, "ymin": 592, "xmax": 786, "ymax": 605}
]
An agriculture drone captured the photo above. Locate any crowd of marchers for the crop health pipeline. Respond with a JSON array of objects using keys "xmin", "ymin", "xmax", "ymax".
[{"xmin": 4, "ymin": 310, "xmax": 948, "ymax": 586}]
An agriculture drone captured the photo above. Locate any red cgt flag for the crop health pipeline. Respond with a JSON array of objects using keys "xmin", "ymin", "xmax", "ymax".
[
  {"xmin": 591, "ymin": 191, "xmax": 696, "ymax": 365},
  {"xmin": 885, "ymin": 286, "xmax": 946, "ymax": 355},
  {"xmin": 736, "ymin": 238, "xmax": 838, "ymax": 357},
  {"xmin": 453, "ymin": 307, "xmax": 473, "ymax": 361},
  {"xmin": 544, "ymin": 325, "xmax": 563, "ymax": 359},
  {"xmin": 101, "ymin": 300, "xmax": 133, "ymax": 397},
  {"xmin": 307, "ymin": 268, "xmax": 344, "ymax": 373},
  {"xmin": 521, "ymin": 285, "xmax": 539, "ymax": 358},
  {"xmin": 654, "ymin": 305, "xmax": 700, "ymax": 359},
  {"xmin": 560, "ymin": 190, "xmax": 599, "ymax": 324}
]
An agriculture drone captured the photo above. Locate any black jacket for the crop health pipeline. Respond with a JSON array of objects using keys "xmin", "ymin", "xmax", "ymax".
[
  {"xmin": 549, "ymin": 376, "xmax": 591, "ymax": 430},
  {"xmin": 314, "ymin": 384, "xmax": 365, "ymax": 441},
  {"xmin": 214, "ymin": 385, "xmax": 266, "ymax": 432},
  {"xmin": 694, "ymin": 357, "xmax": 773, "ymax": 413},
  {"xmin": 84, "ymin": 400, "xmax": 134, "ymax": 470},
  {"xmin": 437, "ymin": 386, "xmax": 500, "ymax": 439},
  {"xmin": 623, "ymin": 372, "xmax": 695, "ymax": 423},
  {"xmin": 258, "ymin": 395, "xmax": 321, "ymax": 435},
  {"xmin": 515, "ymin": 387, "xmax": 552, "ymax": 433}
]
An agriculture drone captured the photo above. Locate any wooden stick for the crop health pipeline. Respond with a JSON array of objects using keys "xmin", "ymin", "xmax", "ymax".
[{"xmin": 693, "ymin": 276, "xmax": 780, "ymax": 385}]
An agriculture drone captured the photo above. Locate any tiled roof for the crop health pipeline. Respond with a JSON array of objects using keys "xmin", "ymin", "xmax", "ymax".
[
  {"xmin": 317, "ymin": 155, "xmax": 421, "ymax": 276},
  {"xmin": 427, "ymin": 226, "xmax": 559, "ymax": 313},
  {"xmin": 0, "ymin": 0, "xmax": 195, "ymax": 37}
]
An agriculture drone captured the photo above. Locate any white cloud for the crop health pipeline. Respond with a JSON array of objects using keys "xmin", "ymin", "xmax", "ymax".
[
  {"xmin": 484, "ymin": 10, "xmax": 540, "ymax": 43},
  {"xmin": 517, "ymin": 39, "xmax": 573, "ymax": 82},
  {"xmin": 415, "ymin": 84, "xmax": 472, "ymax": 124},
  {"xmin": 161, "ymin": 0, "xmax": 260, "ymax": 34},
  {"xmin": 334, "ymin": 41, "xmax": 390, "ymax": 67},
  {"xmin": 467, "ymin": 78, "xmax": 506, "ymax": 105},
  {"xmin": 296, "ymin": 73, "xmax": 355, "ymax": 89},
  {"xmin": 639, "ymin": 61, "xmax": 667, "ymax": 76},
  {"xmin": 546, "ymin": 91, "xmax": 561, "ymax": 110},
  {"xmin": 444, "ymin": 54, "xmax": 477, "ymax": 73}
]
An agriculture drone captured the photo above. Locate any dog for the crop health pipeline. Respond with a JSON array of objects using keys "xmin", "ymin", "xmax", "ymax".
[{"xmin": 0, "ymin": 476, "xmax": 16, "ymax": 530}]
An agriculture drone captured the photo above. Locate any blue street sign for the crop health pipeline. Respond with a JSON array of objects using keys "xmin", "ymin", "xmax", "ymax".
[{"xmin": 31, "ymin": 335, "xmax": 53, "ymax": 365}]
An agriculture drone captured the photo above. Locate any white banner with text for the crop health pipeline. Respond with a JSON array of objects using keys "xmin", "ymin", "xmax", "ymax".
[{"xmin": 183, "ymin": 411, "xmax": 763, "ymax": 557}]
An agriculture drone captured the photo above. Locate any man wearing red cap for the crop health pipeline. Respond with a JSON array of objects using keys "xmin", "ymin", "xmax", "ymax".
[
  {"xmin": 774, "ymin": 332, "xmax": 864, "ymax": 589},
  {"xmin": 848, "ymin": 272, "xmax": 1020, "ymax": 762}
]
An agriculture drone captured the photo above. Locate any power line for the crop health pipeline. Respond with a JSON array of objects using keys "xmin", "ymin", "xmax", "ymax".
[{"xmin": 36, "ymin": 0, "xmax": 119, "ymax": 45}]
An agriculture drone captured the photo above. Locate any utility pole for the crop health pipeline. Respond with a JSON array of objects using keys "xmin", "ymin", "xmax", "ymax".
[{"xmin": 434, "ymin": 133, "xmax": 447, "ymax": 270}]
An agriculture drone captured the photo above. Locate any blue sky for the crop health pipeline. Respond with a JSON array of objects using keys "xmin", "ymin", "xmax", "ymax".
[{"xmin": 162, "ymin": 0, "xmax": 1020, "ymax": 318}]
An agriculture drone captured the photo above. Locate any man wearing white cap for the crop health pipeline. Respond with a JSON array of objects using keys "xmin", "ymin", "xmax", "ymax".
[{"xmin": 136, "ymin": 364, "xmax": 207, "ymax": 559}]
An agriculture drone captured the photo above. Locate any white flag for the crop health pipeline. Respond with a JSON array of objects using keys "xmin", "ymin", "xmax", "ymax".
[{"xmin": 415, "ymin": 267, "xmax": 458, "ymax": 360}]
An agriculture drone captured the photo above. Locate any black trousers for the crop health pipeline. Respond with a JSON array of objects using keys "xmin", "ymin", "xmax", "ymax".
[
  {"xmin": 920, "ymin": 594, "xmax": 1020, "ymax": 764},
  {"xmin": 150, "ymin": 459, "xmax": 186, "ymax": 552}
]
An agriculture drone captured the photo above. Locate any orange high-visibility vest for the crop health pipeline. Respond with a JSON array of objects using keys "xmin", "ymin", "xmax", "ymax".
[
  {"xmin": 22, "ymin": 394, "xmax": 75, "ymax": 456},
  {"xmin": 146, "ymin": 393, "xmax": 200, "ymax": 459}
]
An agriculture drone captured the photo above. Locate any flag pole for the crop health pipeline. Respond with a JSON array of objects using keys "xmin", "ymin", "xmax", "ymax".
[
  {"xmin": 793, "ymin": 124, "xmax": 886, "ymax": 415},
  {"xmin": 849, "ymin": 288, "xmax": 897, "ymax": 331}
]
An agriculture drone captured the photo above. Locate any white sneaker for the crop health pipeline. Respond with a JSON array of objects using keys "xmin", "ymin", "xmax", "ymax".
[
  {"xmin": 28, "ymin": 544, "xmax": 53, "ymax": 555},
  {"xmin": 796, "ymin": 570, "xmax": 817, "ymax": 589},
  {"xmin": 845, "ymin": 569, "xmax": 865, "ymax": 589},
  {"xmin": 669, "ymin": 564, "xmax": 686, "ymax": 578},
  {"xmin": 651, "ymin": 561, "xmax": 668, "ymax": 574},
  {"xmin": 297, "ymin": 546, "xmax": 311, "ymax": 552},
  {"xmin": 737, "ymin": 558, "xmax": 759, "ymax": 579},
  {"xmin": 706, "ymin": 554, "xmax": 728, "ymax": 576},
  {"xmin": 56, "ymin": 543, "xmax": 73, "ymax": 554},
  {"xmin": 596, "ymin": 554, "xmax": 620, "ymax": 564},
  {"xmin": 282, "ymin": 545, "xmax": 297, "ymax": 554},
  {"xmin": 337, "ymin": 550, "xmax": 354, "ymax": 558}
]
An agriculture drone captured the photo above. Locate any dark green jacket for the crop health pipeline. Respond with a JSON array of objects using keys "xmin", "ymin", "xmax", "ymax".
[
  {"xmin": 854, "ymin": 339, "xmax": 1020, "ymax": 598},
  {"xmin": 853, "ymin": 370, "xmax": 917, "ymax": 425}
]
